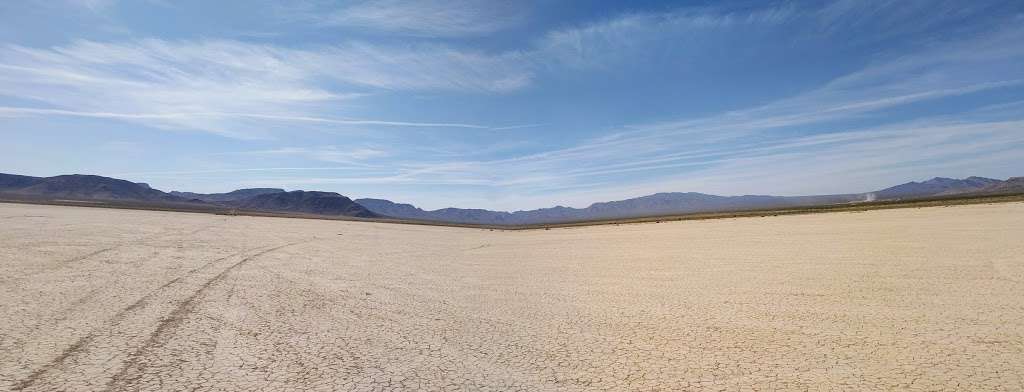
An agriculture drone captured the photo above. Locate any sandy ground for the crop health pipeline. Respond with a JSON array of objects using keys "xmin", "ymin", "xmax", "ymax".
[{"xmin": 0, "ymin": 202, "xmax": 1022, "ymax": 391}]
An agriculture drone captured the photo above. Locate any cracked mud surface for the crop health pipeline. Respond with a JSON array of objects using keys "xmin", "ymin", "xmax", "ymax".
[{"xmin": 1, "ymin": 202, "xmax": 1022, "ymax": 391}]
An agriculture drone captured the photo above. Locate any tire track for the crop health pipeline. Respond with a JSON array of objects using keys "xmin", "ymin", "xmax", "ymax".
[
  {"xmin": 464, "ymin": 243, "xmax": 492, "ymax": 251},
  {"xmin": 10, "ymin": 239, "xmax": 306, "ymax": 391},
  {"xmin": 8, "ymin": 249, "xmax": 248, "ymax": 391},
  {"xmin": 103, "ymin": 240, "xmax": 311, "ymax": 391},
  {"xmin": 2, "ymin": 246, "xmax": 189, "ymax": 371},
  {"xmin": 59, "ymin": 246, "xmax": 118, "ymax": 264}
]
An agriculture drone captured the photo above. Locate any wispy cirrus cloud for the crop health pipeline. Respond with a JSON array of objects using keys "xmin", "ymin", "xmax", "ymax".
[
  {"xmin": 218, "ymin": 146, "xmax": 390, "ymax": 165},
  {"xmin": 534, "ymin": 0, "xmax": 1016, "ymax": 71},
  {"xmin": 3, "ymin": 1, "xmax": 1002, "ymax": 140},
  {"xmin": 0, "ymin": 39, "xmax": 531, "ymax": 137},
  {"xmin": 538, "ymin": 5, "xmax": 795, "ymax": 68},
  {"xmin": 315, "ymin": 0, "xmax": 528, "ymax": 37},
  {"xmin": 0, "ymin": 107, "xmax": 493, "ymax": 130},
  {"xmin": 61, "ymin": 0, "xmax": 117, "ymax": 12}
]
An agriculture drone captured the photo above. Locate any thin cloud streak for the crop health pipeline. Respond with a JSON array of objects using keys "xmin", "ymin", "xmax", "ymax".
[
  {"xmin": 0, "ymin": 106, "xmax": 493, "ymax": 129},
  {"xmin": 112, "ymin": 166, "xmax": 384, "ymax": 176},
  {"xmin": 0, "ymin": 38, "xmax": 533, "ymax": 136},
  {"xmin": 321, "ymin": 0, "xmax": 528, "ymax": 37}
]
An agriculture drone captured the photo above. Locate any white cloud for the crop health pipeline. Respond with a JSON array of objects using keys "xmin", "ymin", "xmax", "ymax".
[
  {"xmin": 0, "ymin": 107, "xmax": 492, "ymax": 130},
  {"xmin": 532, "ymin": 0, "xmax": 1018, "ymax": 71},
  {"xmin": 0, "ymin": 39, "xmax": 532, "ymax": 137},
  {"xmin": 220, "ymin": 146, "xmax": 390, "ymax": 165},
  {"xmin": 321, "ymin": 0, "xmax": 527, "ymax": 37},
  {"xmin": 5, "ymin": 1, "xmax": 1000, "ymax": 140},
  {"xmin": 535, "ymin": 6, "xmax": 794, "ymax": 69},
  {"xmin": 63, "ymin": 0, "xmax": 116, "ymax": 11},
  {"xmin": 300, "ymin": 42, "xmax": 530, "ymax": 91}
]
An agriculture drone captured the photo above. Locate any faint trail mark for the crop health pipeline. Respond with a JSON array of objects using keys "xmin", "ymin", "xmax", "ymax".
[
  {"xmin": 8, "ymin": 242, "xmax": 275, "ymax": 391},
  {"xmin": 103, "ymin": 240, "xmax": 312, "ymax": 391},
  {"xmin": 61, "ymin": 246, "xmax": 117, "ymax": 264}
]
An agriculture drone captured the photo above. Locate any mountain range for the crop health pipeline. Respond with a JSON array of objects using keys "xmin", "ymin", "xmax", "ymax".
[
  {"xmin": 1, "ymin": 172, "xmax": 1021, "ymax": 225},
  {"xmin": 354, "ymin": 193, "xmax": 865, "ymax": 225},
  {"xmin": 0, "ymin": 173, "xmax": 186, "ymax": 204},
  {"xmin": 235, "ymin": 191, "xmax": 376, "ymax": 218},
  {"xmin": 0, "ymin": 173, "xmax": 377, "ymax": 219},
  {"xmin": 170, "ymin": 188, "xmax": 285, "ymax": 202}
]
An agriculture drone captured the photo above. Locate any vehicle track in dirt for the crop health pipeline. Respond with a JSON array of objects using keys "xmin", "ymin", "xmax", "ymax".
[{"xmin": 10, "ymin": 240, "xmax": 312, "ymax": 391}]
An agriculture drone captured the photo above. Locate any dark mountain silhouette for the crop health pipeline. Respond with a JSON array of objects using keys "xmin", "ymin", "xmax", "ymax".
[
  {"xmin": 872, "ymin": 176, "xmax": 1001, "ymax": 200},
  {"xmin": 0, "ymin": 173, "xmax": 44, "ymax": 189},
  {"xmin": 237, "ymin": 191, "xmax": 377, "ymax": 218},
  {"xmin": 0, "ymin": 173, "xmax": 186, "ymax": 203},
  {"xmin": 979, "ymin": 177, "xmax": 1024, "ymax": 194},
  {"xmin": 171, "ymin": 188, "xmax": 285, "ymax": 202},
  {"xmin": 425, "ymin": 207, "xmax": 520, "ymax": 225},
  {"xmin": 0, "ymin": 173, "xmax": 374, "ymax": 219},
  {"xmin": 355, "ymin": 198, "xmax": 434, "ymax": 220}
]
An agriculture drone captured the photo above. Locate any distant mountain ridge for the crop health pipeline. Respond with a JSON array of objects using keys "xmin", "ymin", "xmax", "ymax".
[
  {"xmin": 356, "ymin": 192, "xmax": 865, "ymax": 225},
  {"xmin": 356, "ymin": 176, "xmax": 1016, "ymax": 225},
  {"xmin": 0, "ymin": 173, "xmax": 372, "ymax": 218},
  {"xmin": 0, "ymin": 174, "xmax": 187, "ymax": 204},
  {"xmin": 237, "ymin": 191, "xmax": 377, "ymax": 218},
  {"xmin": 980, "ymin": 177, "xmax": 1024, "ymax": 194},
  {"xmin": 171, "ymin": 188, "xmax": 285, "ymax": 202},
  {"xmin": 1, "ymin": 172, "xmax": 1019, "ymax": 225},
  {"xmin": 871, "ymin": 176, "xmax": 1002, "ymax": 199}
]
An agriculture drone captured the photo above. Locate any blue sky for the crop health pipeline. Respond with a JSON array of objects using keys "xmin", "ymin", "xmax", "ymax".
[{"xmin": 1, "ymin": 0, "xmax": 1023, "ymax": 210}]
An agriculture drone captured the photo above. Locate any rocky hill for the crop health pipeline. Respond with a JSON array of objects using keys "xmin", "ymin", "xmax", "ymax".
[
  {"xmin": 872, "ymin": 176, "xmax": 1002, "ymax": 199},
  {"xmin": 0, "ymin": 173, "xmax": 186, "ymax": 203},
  {"xmin": 238, "ymin": 191, "xmax": 377, "ymax": 218},
  {"xmin": 171, "ymin": 188, "xmax": 285, "ymax": 202},
  {"xmin": 0, "ymin": 173, "xmax": 375, "ymax": 219}
]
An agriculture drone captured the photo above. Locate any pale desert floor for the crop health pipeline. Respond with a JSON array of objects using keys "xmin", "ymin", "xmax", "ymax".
[{"xmin": 1, "ymin": 202, "xmax": 1022, "ymax": 391}]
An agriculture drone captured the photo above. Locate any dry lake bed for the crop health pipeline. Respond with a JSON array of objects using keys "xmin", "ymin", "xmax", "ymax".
[{"xmin": 1, "ymin": 201, "xmax": 1022, "ymax": 391}]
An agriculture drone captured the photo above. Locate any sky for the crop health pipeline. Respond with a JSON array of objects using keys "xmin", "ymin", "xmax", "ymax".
[{"xmin": 1, "ymin": 0, "xmax": 1023, "ymax": 211}]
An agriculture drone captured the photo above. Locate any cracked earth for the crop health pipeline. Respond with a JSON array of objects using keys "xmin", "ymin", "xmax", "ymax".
[{"xmin": 1, "ymin": 202, "xmax": 1022, "ymax": 391}]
